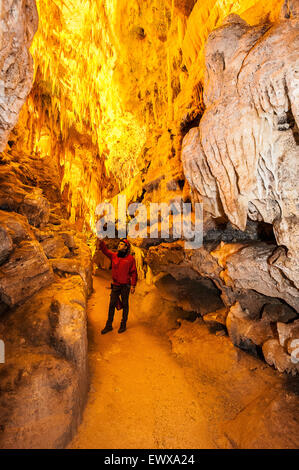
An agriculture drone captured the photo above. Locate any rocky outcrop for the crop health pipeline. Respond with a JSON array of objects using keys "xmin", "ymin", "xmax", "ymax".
[
  {"xmin": 0, "ymin": 149, "xmax": 93, "ymax": 448},
  {"xmin": 0, "ymin": 0, "xmax": 38, "ymax": 151},
  {"xmin": 182, "ymin": 1, "xmax": 299, "ymax": 286},
  {"xmin": 0, "ymin": 239, "xmax": 54, "ymax": 307},
  {"xmin": 182, "ymin": 1, "xmax": 299, "ymax": 230},
  {"xmin": 145, "ymin": 239, "xmax": 299, "ymax": 374}
]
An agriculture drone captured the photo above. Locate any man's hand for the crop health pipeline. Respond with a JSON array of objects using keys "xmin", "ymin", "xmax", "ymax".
[{"xmin": 131, "ymin": 286, "xmax": 135, "ymax": 294}]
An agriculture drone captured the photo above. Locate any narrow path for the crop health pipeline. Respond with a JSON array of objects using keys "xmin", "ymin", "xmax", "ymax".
[
  {"xmin": 70, "ymin": 272, "xmax": 215, "ymax": 449},
  {"xmin": 70, "ymin": 271, "xmax": 298, "ymax": 449}
]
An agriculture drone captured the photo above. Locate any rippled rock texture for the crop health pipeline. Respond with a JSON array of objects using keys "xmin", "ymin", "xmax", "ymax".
[
  {"xmin": 179, "ymin": 1, "xmax": 299, "ymax": 374},
  {"xmin": 0, "ymin": 0, "xmax": 38, "ymax": 151},
  {"xmin": 182, "ymin": 1, "xmax": 299, "ymax": 273}
]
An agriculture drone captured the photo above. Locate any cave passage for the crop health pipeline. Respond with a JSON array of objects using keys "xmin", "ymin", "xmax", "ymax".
[
  {"xmin": 70, "ymin": 272, "xmax": 214, "ymax": 449},
  {"xmin": 0, "ymin": 0, "xmax": 298, "ymax": 451},
  {"xmin": 69, "ymin": 270, "xmax": 298, "ymax": 449}
]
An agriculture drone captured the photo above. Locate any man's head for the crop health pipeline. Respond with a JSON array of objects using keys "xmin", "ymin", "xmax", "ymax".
[{"xmin": 117, "ymin": 238, "xmax": 130, "ymax": 256}]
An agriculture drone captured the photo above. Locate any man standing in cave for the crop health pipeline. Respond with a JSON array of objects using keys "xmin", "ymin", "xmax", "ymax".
[{"xmin": 98, "ymin": 238, "xmax": 137, "ymax": 334}]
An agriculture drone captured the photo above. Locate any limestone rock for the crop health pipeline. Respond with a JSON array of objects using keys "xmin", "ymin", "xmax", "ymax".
[
  {"xmin": 0, "ymin": 0, "xmax": 38, "ymax": 151},
  {"xmin": 93, "ymin": 249, "xmax": 111, "ymax": 271},
  {"xmin": 50, "ymin": 257, "xmax": 93, "ymax": 296},
  {"xmin": 0, "ymin": 275, "xmax": 89, "ymax": 449},
  {"xmin": 59, "ymin": 231, "xmax": 77, "ymax": 249},
  {"xmin": 169, "ymin": 315, "xmax": 299, "ymax": 448},
  {"xmin": 262, "ymin": 303, "xmax": 298, "ymax": 323},
  {"xmin": 19, "ymin": 190, "xmax": 50, "ymax": 227},
  {"xmin": 220, "ymin": 243, "xmax": 299, "ymax": 311},
  {"xmin": 287, "ymin": 336, "xmax": 299, "ymax": 362},
  {"xmin": 49, "ymin": 213, "xmax": 62, "ymax": 225},
  {"xmin": 203, "ymin": 307, "xmax": 229, "ymax": 330},
  {"xmin": 182, "ymin": 2, "xmax": 299, "ymax": 267},
  {"xmin": 0, "ymin": 351, "xmax": 81, "ymax": 449},
  {"xmin": 232, "ymin": 289, "xmax": 284, "ymax": 320},
  {"xmin": 154, "ymin": 273, "xmax": 223, "ymax": 315},
  {"xmin": 277, "ymin": 319, "xmax": 299, "ymax": 348},
  {"xmin": 226, "ymin": 302, "xmax": 275, "ymax": 355},
  {"xmin": 0, "ymin": 182, "xmax": 28, "ymax": 212},
  {"xmin": 49, "ymin": 279, "xmax": 88, "ymax": 374},
  {"xmin": 32, "ymin": 227, "xmax": 55, "ymax": 242},
  {"xmin": 263, "ymin": 338, "xmax": 299, "ymax": 375},
  {"xmin": 0, "ymin": 240, "xmax": 54, "ymax": 307},
  {"xmin": 0, "ymin": 210, "xmax": 34, "ymax": 243},
  {"xmin": 146, "ymin": 241, "xmax": 185, "ymax": 270},
  {"xmin": 0, "ymin": 225, "xmax": 13, "ymax": 265},
  {"xmin": 41, "ymin": 236, "xmax": 70, "ymax": 259}
]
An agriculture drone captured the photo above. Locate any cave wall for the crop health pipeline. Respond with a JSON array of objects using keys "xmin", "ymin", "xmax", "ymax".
[
  {"xmin": 0, "ymin": 0, "xmax": 38, "ymax": 151},
  {"xmin": 0, "ymin": 0, "xmax": 93, "ymax": 448},
  {"xmin": 0, "ymin": 147, "xmax": 94, "ymax": 448},
  {"xmin": 182, "ymin": 5, "xmax": 299, "ymax": 281}
]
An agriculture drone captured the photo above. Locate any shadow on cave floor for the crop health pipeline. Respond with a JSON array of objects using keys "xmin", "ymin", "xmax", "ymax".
[{"xmin": 69, "ymin": 270, "xmax": 299, "ymax": 450}]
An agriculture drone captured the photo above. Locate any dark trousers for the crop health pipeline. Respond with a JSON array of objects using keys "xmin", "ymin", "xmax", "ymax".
[{"xmin": 107, "ymin": 284, "xmax": 130, "ymax": 326}]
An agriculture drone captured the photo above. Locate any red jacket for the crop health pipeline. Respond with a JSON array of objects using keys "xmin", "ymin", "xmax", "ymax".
[{"xmin": 99, "ymin": 240, "xmax": 137, "ymax": 287}]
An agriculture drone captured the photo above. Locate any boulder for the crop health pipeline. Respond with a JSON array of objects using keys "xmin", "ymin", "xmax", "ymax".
[
  {"xmin": 20, "ymin": 190, "xmax": 50, "ymax": 227},
  {"xmin": 41, "ymin": 236, "xmax": 70, "ymax": 259},
  {"xmin": 0, "ymin": 226, "xmax": 13, "ymax": 265},
  {"xmin": 277, "ymin": 320, "xmax": 299, "ymax": 348},
  {"xmin": 219, "ymin": 243, "xmax": 299, "ymax": 312},
  {"xmin": 203, "ymin": 307, "xmax": 229, "ymax": 330},
  {"xmin": 263, "ymin": 339, "xmax": 299, "ymax": 375},
  {"xmin": 0, "ymin": 240, "xmax": 54, "ymax": 307},
  {"xmin": 0, "ymin": 276, "xmax": 89, "ymax": 449},
  {"xmin": 226, "ymin": 302, "xmax": 275, "ymax": 355},
  {"xmin": 0, "ymin": 210, "xmax": 34, "ymax": 244}
]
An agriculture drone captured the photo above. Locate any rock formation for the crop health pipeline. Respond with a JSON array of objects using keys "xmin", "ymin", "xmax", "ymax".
[
  {"xmin": 176, "ymin": 1, "xmax": 299, "ymax": 373},
  {"xmin": 182, "ymin": 2, "xmax": 299, "ymax": 278},
  {"xmin": 0, "ymin": 0, "xmax": 298, "ymax": 449},
  {"xmin": 0, "ymin": 149, "xmax": 93, "ymax": 448},
  {"xmin": 0, "ymin": 0, "xmax": 38, "ymax": 151}
]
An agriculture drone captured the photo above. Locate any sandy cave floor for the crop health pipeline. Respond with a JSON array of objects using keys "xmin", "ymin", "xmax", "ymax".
[{"xmin": 69, "ymin": 271, "xmax": 299, "ymax": 449}]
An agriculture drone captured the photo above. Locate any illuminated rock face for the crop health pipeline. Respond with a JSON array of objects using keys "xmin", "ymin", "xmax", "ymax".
[
  {"xmin": 6, "ymin": 0, "xmax": 289, "ymax": 232},
  {"xmin": 0, "ymin": 149, "xmax": 92, "ymax": 449},
  {"xmin": 0, "ymin": 0, "xmax": 38, "ymax": 151},
  {"xmin": 182, "ymin": 2, "xmax": 299, "ymax": 267},
  {"xmin": 146, "ymin": 240, "xmax": 299, "ymax": 374}
]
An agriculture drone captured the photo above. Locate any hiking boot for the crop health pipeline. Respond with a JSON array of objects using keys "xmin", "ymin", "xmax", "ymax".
[
  {"xmin": 118, "ymin": 322, "xmax": 127, "ymax": 334},
  {"xmin": 101, "ymin": 324, "xmax": 113, "ymax": 335}
]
